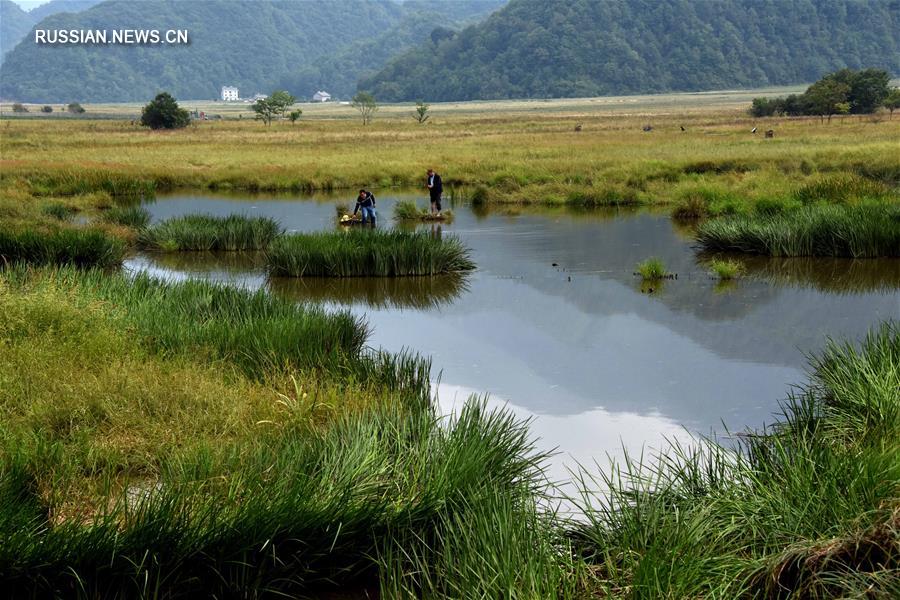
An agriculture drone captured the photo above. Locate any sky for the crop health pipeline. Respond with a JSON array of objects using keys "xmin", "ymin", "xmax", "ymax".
[{"xmin": 12, "ymin": 0, "xmax": 53, "ymax": 10}]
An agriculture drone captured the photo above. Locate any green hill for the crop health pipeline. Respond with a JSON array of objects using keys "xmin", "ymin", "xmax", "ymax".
[
  {"xmin": 1, "ymin": 0, "xmax": 35, "ymax": 58},
  {"xmin": 359, "ymin": 0, "xmax": 900, "ymax": 101},
  {"xmin": 0, "ymin": 0, "xmax": 504, "ymax": 103},
  {"xmin": 1, "ymin": 0, "xmax": 104, "ymax": 62}
]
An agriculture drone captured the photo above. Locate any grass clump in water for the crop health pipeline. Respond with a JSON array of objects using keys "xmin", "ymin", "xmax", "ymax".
[
  {"xmin": 636, "ymin": 257, "xmax": 668, "ymax": 280},
  {"xmin": 393, "ymin": 199, "xmax": 454, "ymax": 222},
  {"xmin": 696, "ymin": 203, "xmax": 900, "ymax": 257},
  {"xmin": 707, "ymin": 258, "xmax": 744, "ymax": 280},
  {"xmin": 139, "ymin": 214, "xmax": 281, "ymax": 251},
  {"xmin": 102, "ymin": 204, "xmax": 151, "ymax": 228},
  {"xmin": 0, "ymin": 227, "xmax": 125, "ymax": 268},
  {"xmin": 266, "ymin": 230, "xmax": 475, "ymax": 277}
]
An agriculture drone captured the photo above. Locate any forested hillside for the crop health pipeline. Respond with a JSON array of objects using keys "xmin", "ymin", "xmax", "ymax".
[
  {"xmin": 1, "ymin": 0, "xmax": 35, "ymax": 58},
  {"xmin": 360, "ymin": 0, "xmax": 900, "ymax": 101},
  {"xmin": 0, "ymin": 0, "xmax": 503, "ymax": 103},
  {"xmin": 277, "ymin": 0, "xmax": 504, "ymax": 98},
  {"xmin": 1, "ymin": 0, "xmax": 103, "ymax": 61}
]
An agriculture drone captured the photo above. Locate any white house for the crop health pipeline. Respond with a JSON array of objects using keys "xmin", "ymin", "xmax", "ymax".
[
  {"xmin": 221, "ymin": 86, "xmax": 239, "ymax": 101},
  {"xmin": 312, "ymin": 90, "xmax": 331, "ymax": 102}
]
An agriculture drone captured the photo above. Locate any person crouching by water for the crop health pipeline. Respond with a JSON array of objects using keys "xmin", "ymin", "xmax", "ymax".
[
  {"xmin": 426, "ymin": 168, "xmax": 443, "ymax": 216},
  {"xmin": 353, "ymin": 189, "xmax": 376, "ymax": 226}
]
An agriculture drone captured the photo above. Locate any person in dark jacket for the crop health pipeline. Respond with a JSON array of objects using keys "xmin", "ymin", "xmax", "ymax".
[
  {"xmin": 426, "ymin": 168, "xmax": 443, "ymax": 216},
  {"xmin": 353, "ymin": 189, "xmax": 376, "ymax": 225}
]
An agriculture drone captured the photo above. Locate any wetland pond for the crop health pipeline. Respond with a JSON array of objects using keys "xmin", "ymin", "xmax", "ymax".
[{"xmin": 129, "ymin": 191, "xmax": 900, "ymax": 484}]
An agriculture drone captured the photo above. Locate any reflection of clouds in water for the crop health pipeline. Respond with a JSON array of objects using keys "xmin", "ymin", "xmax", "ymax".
[
  {"xmin": 436, "ymin": 382, "xmax": 695, "ymax": 493},
  {"xmin": 123, "ymin": 256, "xmax": 267, "ymax": 291}
]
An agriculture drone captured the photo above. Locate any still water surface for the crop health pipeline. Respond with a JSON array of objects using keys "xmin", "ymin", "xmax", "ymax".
[{"xmin": 129, "ymin": 192, "xmax": 900, "ymax": 482}]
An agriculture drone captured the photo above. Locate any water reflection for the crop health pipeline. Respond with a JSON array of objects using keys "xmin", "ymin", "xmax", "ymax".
[
  {"xmin": 131, "ymin": 191, "xmax": 898, "ymax": 468},
  {"xmin": 269, "ymin": 273, "xmax": 470, "ymax": 310}
]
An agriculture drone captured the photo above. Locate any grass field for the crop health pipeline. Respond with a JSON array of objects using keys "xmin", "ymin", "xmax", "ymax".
[
  {"xmin": 3, "ymin": 93, "xmax": 898, "ymax": 259},
  {"xmin": 1, "ymin": 91, "xmax": 898, "ymax": 596}
]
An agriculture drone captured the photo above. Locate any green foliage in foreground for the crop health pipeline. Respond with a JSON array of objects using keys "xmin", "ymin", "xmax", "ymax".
[
  {"xmin": 571, "ymin": 322, "xmax": 900, "ymax": 598},
  {"xmin": 266, "ymin": 230, "xmax": 475, "ymax": 277},
  {"xmin": 138, "ymin": 214, "xmax": 281, "ymax": 251},
  {"xmin": 0, "ymin": 227, "xmax": 125, "ymax": 267},
  {"xmin": 696, "ymin": 203, "xmax": 900, "ymax": 258},
  {"xmin": 0, "ymin": 399, "xmax": 562, "ymax": 598}
]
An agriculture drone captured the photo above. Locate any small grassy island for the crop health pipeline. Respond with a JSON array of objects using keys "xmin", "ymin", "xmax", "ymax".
[{"xmin": 266, "ymin": 230, "xmax": 476, "ymax": 277}]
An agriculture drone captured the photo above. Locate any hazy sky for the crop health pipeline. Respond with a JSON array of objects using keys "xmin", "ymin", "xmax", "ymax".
[{"xmin": 12, "ymin": 0, "xmax": 53, "ymax": 10}]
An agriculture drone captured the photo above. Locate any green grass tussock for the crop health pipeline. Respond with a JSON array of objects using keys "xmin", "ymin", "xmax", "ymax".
[
  {"xmin": 101, "ymin": 204, "xmax": 151, "ymax": 228},
  {"xmin": 696, "ymin": 203, "xmax": 900, "ymax": 257},
  {"xmin": 392, "ymin": 199, "xmax": 454, "ymax": 222},
  {"xmin": 571, "ymin": 322, "xmax": 900, "ymax": 598},
  {"xmin": 138, "ymin": 214, "xmax": 281, "ymax": 251},
  {"xmin": 795, "ymin": 173, "xmax": 892, "ymax": 205},
  {"xmin": 40, "ymin": 202, "xmax": 77, "ymax": 221},
  {"xmin": 636, "ymin": 257, "xmax": 668, "ymax": 280},
  {"xmin": 0, "ymin": 227, "xmax": 125, "ymax": 267},
  {"xmin": 266, "ymin": 230, "xmax": 476, "ymax": 277},
  {"xmin": 708, "ymin": 258, "xmax": 744, "ymax": 280}
]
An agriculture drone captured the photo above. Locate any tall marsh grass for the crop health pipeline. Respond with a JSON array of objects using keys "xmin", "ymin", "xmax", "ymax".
[
  {"xmin": 101, "ymin": 204, "xmax": 151, "ymax": 228},
  {"xmin": 571, "ymin": 322, "xmax": 900, "ymax": 598},
  {"xmin": 138, "ymin": 214, "xmax": 281, "ymax": 251},
  {"xmin": 696, "ymin": 203, "xmax": 900, "ymax": 257},
  {"xmin": 5, "ymin": 267, "xmax": 368, "ymax": 378},
  {"xmin": 266, "ymin": 230, "xmax": 476, "ymax": 277},
  {"xmin": 0, "ymin": 227, "xmax": 125, "ymax": 267}
]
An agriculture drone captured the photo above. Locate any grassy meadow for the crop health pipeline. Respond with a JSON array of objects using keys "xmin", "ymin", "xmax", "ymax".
[{"xmin": 1, "ymin": 94, "xmax": 898, "ymax": 596}]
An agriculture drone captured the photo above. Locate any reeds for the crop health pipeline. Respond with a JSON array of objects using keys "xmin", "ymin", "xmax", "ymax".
[
  {"xmin": 570, "ymin": 321, "xmax": 900, "ymax": 598},
  {"xmin": 138, "ymin": 214, "xmax": 281, "ymax": 251},
  {"xmin": 266, "ymin": 230, "xmax": 476, "ymax": 277},
  {"xmin": 101, "ymin": 204, "xmax": 151, "ymax": 228},
  {"xmin": 696, "ymin": 203, "xmax": 900, "ymax": 257},
  {"xmin": 0, "ymin": 227, "xmax": 125, "ymax": 267}
]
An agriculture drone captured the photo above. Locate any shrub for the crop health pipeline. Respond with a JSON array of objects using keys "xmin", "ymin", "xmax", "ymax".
[
  {"xmin": 140, "ymin": 92, "xmax": 190, "ymax": 130},
  {"xmin": 40, "ymin": 105, "xmax": 53, "ymax": 113},
  {"xmin": 66, "ymin": 102, "xmax": 86, "ymax": 114},
  {"xmin": 11, "ymin": 103, "xmax": 27, "ymax": 113}
]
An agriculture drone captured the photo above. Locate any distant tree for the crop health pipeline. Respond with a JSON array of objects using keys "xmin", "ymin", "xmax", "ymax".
[
  {"xmin": 840, "ymin": 68, "xmax": 890, "ymax": 114},
  {"xmin": 40, "ymin": 105, "xmax": 53, "ymax": 113},
  {"xmin": 352, "ymin": 91, "xmax": 378, "ymax": 125},
  {"xmin": 67, "ymin": 102, "xmax": 85, "ymax": 114},
  {"xmin": 884, "ymin": 88, "xmax": 900, "ymax": 119},
  {"xmin": 140, "ymin": 92, "xmax": 190, "ymax": 129},
  {"xmin": 12, "ymin": 103, "xmax": 28, "ymax": 112},
  {"xmin": 805, "ymin": 78, "xmax": 850, "ymax": 122},
  {"xmin": 252, "ymin": 97, "xmax": 278, "ymax": 126},
  {"xmin": 269, "ymin": 90, "xmax": 297, "ymax": 119},
  {"xmin": 413, "ymin": 100, "xmax": 430, "ymax": 123},
  {"xmin": 288, "ymin": 109, "xmax": 302, "ymax": 124}
]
